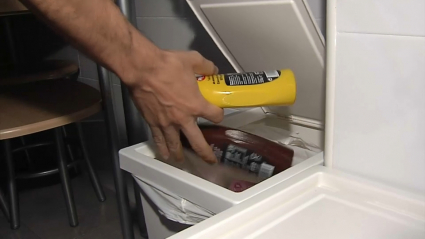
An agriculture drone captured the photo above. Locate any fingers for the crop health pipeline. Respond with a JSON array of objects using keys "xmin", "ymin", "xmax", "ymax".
[
  {"xmin": 199, "ymin": 103, "xmax": 224, "ymax": 124},
  {"xmin": 163, "ymin": 125, "xmax": 184, "ymax": 162},
  {"xmin": 151, "ymin": 126, "xmax": 169, "ymax": 160},
  {"xmin": 152, "ymin": 122, "xmax": 217, "ymax": 164},
  {"xmin": 140, "ymin": 50, "xmax": 222, "ymax": 164},
  {"xmin": 181, "ymin": 120, "xmax": 217, "ymax": 164}
]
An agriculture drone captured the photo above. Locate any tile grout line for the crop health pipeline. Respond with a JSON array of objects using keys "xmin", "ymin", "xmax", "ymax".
[
  {"xmin": 337, "ymin": 31, "xmax": 425, "ymax": 38},
  {"xmin": 24, "ymin": 222, "xmax": 45, "ymax": 239}
]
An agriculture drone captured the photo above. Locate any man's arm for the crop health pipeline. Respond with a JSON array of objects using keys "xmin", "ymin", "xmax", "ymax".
[{"xmin": 20, "ymin": 0, "xmax": 223, "ymax": 163}]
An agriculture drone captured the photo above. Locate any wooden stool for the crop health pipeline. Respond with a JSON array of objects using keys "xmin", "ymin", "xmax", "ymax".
[{"xmin": 0, "ymin": 66, "xmax": 106, "ymax": 229}]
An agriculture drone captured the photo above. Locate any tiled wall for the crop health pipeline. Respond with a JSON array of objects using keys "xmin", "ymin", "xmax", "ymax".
[{"xmin": 329, "ymin": 0, "xmax": 425, "ymax": 193}]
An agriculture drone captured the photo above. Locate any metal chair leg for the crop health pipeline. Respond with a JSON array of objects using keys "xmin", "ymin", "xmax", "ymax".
[
  {"xmin": 76, "ymin": 122, "xmax": 106, "ymax": 202},
  {"xmin": 19, "ymin": 137, "xmax": 34, "ymax": 171},
  {"xmin": 0, "ymin": 188, "xmax": 10, "ymax": 222},
  {"xmin": 4, "ymin": 139, "xmax": 19, "ymax": 229},
  {"xmin": 62, "ymin": 126, "xmax": 80, "ymax": 174},
  {"xmin": 54, "ymin": 128, "xmax": 78, "ymax": 227}
]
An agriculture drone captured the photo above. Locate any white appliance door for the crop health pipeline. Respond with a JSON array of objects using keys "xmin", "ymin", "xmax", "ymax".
[{"xmin": 168, "ymin": 166, "xmax": 425, "ymax": 239}]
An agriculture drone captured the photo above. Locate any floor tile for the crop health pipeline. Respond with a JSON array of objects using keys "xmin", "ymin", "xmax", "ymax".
[
  {"xmin": 19, "ymin": 175, "xmax": 119, "ymax": 239},
  {"xmin": 74, "ymin": 219, "xmax": 145, "ymax": 239},
  {"xmin": 0, "ymin": 214, "xmax": 41, "ymax": 239},
  {"xmin": 1, "ymin": 167, "xmax": 145, "ymax": 239}
]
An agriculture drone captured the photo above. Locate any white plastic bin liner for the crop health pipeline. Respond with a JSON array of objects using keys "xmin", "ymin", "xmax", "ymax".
[
  {"xmin": 135, "ymin": 124, "xmax": 321, "ymax": 225},
  {"xmin": 134, "ymin": 176, "xmax": 214, "ymax": 225}
]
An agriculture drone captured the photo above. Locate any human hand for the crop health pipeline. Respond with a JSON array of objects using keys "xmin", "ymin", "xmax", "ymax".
[{"xmin": 126, "ymin": 50, "xmax": 223, "ymax": 163}]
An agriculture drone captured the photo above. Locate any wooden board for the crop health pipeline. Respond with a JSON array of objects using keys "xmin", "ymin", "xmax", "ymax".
[
  {"xmin": 0, "ymin": 60, "xmax": 79, "ymax": 86},
  {"xmin": 0, "ymin": 0, "xmax": 29, "ymax": 16},
  {"xmin": 0, "ymin": 79, "xmax": 101, "ymax": 139}
]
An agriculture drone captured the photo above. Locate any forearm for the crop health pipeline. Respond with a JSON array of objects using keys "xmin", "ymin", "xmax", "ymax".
[
  {"xmin": 20, "ymin": 0, "xmax": 160, "ymax": 84},
  {"xmin": 20, "ymin": 0, "xmax": 222, "ymax": 163}
]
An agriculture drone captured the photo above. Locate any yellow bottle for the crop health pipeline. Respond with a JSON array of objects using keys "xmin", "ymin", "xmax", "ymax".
[{"xmin": 196, "ymin": 69, "xmax": 296, "ymax": 108}]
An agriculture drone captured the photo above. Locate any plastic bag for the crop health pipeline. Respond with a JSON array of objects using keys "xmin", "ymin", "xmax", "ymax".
[{"xmin": 134, "ymin": 176, "xmax": 214, "ymax": 225}]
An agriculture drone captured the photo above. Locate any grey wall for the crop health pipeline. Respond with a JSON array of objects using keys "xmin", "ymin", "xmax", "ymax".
[
  {"xmin": 134, "ymin": 0, "xmax": 235, "ymax": 73},
  {"xmin": 306, "ymin": 0, "xmax": 327, "ymax": 35}
]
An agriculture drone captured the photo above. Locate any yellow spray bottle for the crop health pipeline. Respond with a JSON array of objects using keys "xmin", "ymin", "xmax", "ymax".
[{"xmin": 196, "ymin": 69, "xmax": 296, "ymax": 108}]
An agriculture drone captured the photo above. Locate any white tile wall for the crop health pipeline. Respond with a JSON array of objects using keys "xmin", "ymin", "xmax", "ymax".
[
  {"xmin": 329, "ymin": 0, "xmax": 425, "ymax": 193},
  {"xmin": 333, "ymin": 33, "xmax": 425, "ymax": 192},
  {"xmin": 337, "ymin": 0, "xmax": 425, "ymax": 36}
]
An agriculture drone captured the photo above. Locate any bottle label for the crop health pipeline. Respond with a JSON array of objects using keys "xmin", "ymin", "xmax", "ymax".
[
  {"xmin": 224, "ymin": 70, "xmax": 281, "ymax": 86},
  {"xmin": 220, "ymin": 144, "xmax": 275, "ymax": 178}
]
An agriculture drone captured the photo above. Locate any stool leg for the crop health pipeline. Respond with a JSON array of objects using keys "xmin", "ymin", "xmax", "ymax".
[
  {"xmin": 62, "ymin": 126, "xmax": 80, "ymax": 174},
  {"xmin": 54, "ymin": 128, "xmax": 78, "ymax": 227},
  {"xmin": 76, "ymin": 123, "xmax": 106, "ymax": 202},
  {"xmin": 3, "ymin": 140, "xmax": 19, "ymax": 229},
  {"xmin": 0, "ymin": 188, "xmax": 10, "ymax": 222},
  {"xmin": 19, "ymin": 137, "xmax": 34, "ymax": 171}
]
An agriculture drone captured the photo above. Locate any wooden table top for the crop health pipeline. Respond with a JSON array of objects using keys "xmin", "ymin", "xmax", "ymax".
[
  {"xmin": 0, "ymin": 60, "xmax": 79, "ymax": 86},
  {"xmin": 0, "ymin": 0, "xmax": 29, "ymax": 16},
  {"xmin": 0, "ymin": 79, "xmax": 101, "ymax": 140}
]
